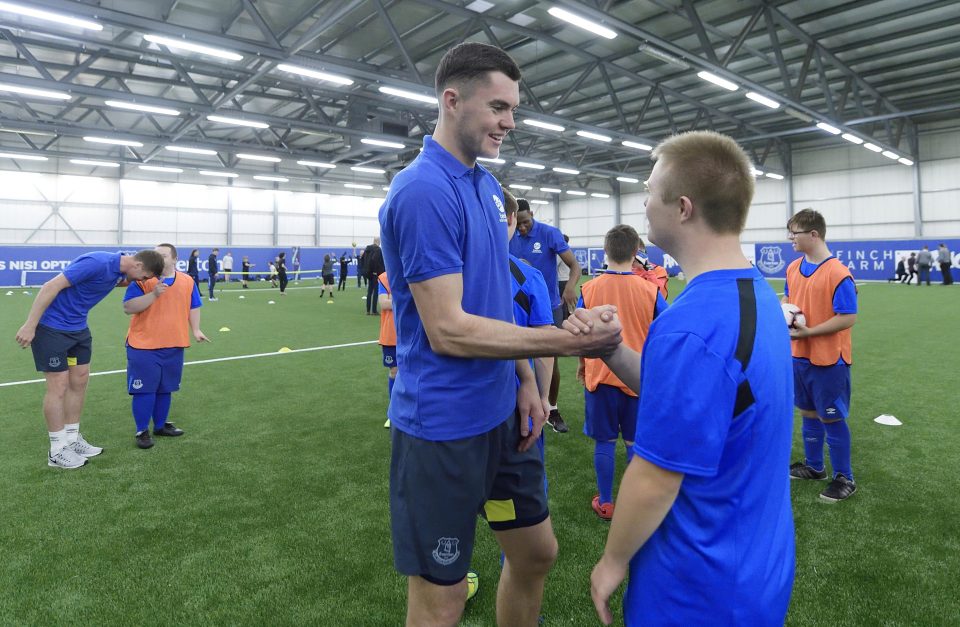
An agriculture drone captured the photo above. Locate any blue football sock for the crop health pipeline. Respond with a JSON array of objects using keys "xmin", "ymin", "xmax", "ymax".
[
  {"xmin": 132, "ymin": 394, "xmax": 154, "ymax": 433},
  {"xmin": 823, "ymin": 420, "xmax": 853, "ymax": 480},
  {"xmin": 387, "ymin": 376, "xmax": 395, "ymax": 404},
  {"xmin": 152, "ymin": 393, "xmax": 172, "ymax": 429},
  {"xmin": 594, "ymin": 441, "xmax": 616, "ymax": 505},
  {"xmin": 624, "ymin": 442, "xmax": 635, "ymax": 465},
  {"xmin": 802, "ymin": 418, "xmax": 826, "ymax": 471}
]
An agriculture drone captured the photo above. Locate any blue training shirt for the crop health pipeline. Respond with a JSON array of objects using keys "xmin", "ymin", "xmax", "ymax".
[
  {"xmin": 123, "ymin": 275, "xmax": 203, "ymax": 309},
  {"xmin": 509, "ymin": 219, "xmax": 569, "ymax": 309},
  {"xmin": 627, "ymin": 267, "xmax": 796, "ymax": 625},
  {"xmin": 40, "ymin": 252, "xmax": 126, "ymax": 331},
  {"xmin": 379, "ymin": 136, "xmax": 515, "ymax": 441},
  {"xmin": 510, "ymin": 255, "xmax": 554, "ymax": 329}
]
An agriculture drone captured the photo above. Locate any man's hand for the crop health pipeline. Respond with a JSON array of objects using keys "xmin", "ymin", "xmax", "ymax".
[
  {"xmin": 517, "ymin": 376, "xmax": 547, "ymax": 452},
  {"xmin": 153, "ymin": 282, "xmax": 168, "ymax": 297},
  {"xmin": 591, "ymin": 554, "xmax": 628, "ymax": 626},
  {"xmin": 789, "ymin": 320, "xmax": 810, "ymax": 340},
  {"xmin": 15, "ymin": 324, "xmax": 36, "ymax": 348},
  {"xmin": 193, "ymin": 329, "xmax": 210, "ymax": 343},
  {"xmin": 563, "ymin": 306, "xmax": 622, "ymax": 357},
  {"xmin": 562, "ymin": 283, "xmax": 578, "ymax": 313}
]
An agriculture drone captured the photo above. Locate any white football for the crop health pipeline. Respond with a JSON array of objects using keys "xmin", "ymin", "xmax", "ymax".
[{"xmin": 781, "ymin": 303, "xmax": 806, "ymax": 328}]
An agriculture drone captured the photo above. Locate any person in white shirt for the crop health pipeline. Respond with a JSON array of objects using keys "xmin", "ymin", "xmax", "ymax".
[{"xmin": 222, "ymin": 251, "xmax": 234, "ymax": 283}]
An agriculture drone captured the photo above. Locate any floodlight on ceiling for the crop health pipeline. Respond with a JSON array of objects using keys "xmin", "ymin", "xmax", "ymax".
[
  {"xmin": 509, "ymin": 184, "xmax": 533, "ymax": 190},
  {"xmin": 523, "ymin": 119, "xmax": 565, "ymax": 132},
  {"xmin": 815, "ymin": 122, "xmax": 842, "ymax": 135},
  {"xmin": 143, "ymin": 34, "xmax": 243, "ymax": 61},
  {"xmin": 516, "ymin": 161, "xmax": 545, "ymax": 170},
  {"xmin": 70, "ymin": 159, "xmax": 119, "ymax": 167},
  {"xmin": 344, "ymin": 183, "xmax": 373, "ymax": 189},
  {"xmin": 477, "ymin": 157, "xmax": 505, "ymax": 164},
  {"xmin": 553, "ymin": 167, "xmax": 580, "ymax": 175},
  {"xmin": 616, "ymin": 176, "xmax": 639, "ymax": 183},
  {"xmin": 751, "ymin": 169, "xmax": 764, "ymax": 177},
  {"xmin": 0, "ymin": 82, "xmax": 71, "ymax": 100},
  {"xmin": 207, "ymin": 115, "xmax": 269, "ymax": 129},
  {"xmin": 276, "ymin": 64, "xmax": 354, "ymax": 86},
  {"xmin": 697, "ymin": 71, "xmax": 738, "ymax": 92},
  {"xmin": 236, "ymin": 153, "xmax": 281, "ymax": 162},
  {"xmin": 0, "ymin": 151, "xmax": 47, "ymax": 161},
  {"xmin": 350, "ymin": 166, "xmax": 386, "ymax": 174},
  {"xmin": 898, "ymin": 157, "xmax": 914, "ymax": 166},
  {"xmin": 378, "ymin": 86, "xmax": 437, "ymax": 105},
  {"xmin": 577, "ymin": 130, "xmax": 612, "ymax": 142},
  {"xmin": 105, "ymin": 100, "xmax": 180, "ymax": 116},
  {"xmin": 764, "ymin": 172, "xmax": 784, "ymax": 180},
  {"xmin": 591, "ymin": 193, "xmax": 610, "ymax": 198},
  {"xmin": 254, "ymin": 175, "xmax": 289, "ymax": 182},
  {"xmin": 139, "ymin": 165, "xmax": 183, "ymax": 173},
  {"xmin": 361, "ymin": 138, "xmax": 406, "ymax": 149},
  {"xmin": 622, "ymin": 140, "xmax": 652, "ymax": 151},
  {"xmin": 540, "ymin": 187, "xmax": 562, "ymax": 193},
  {"xmin": 84, "ymin": 136, "xmax": 143, "ymax": 147},
  {"xmin": 297, "ymin": 160, "xmax": 336, "ymax": 169},
  {"xmin": 0, "ymin": 1, "xmax": 102, "ymax": 31},
  {"xmin": 745, "ymin": 92, "xmax": 780, "ymax": 109},
  {"xmin": 881, "ymin": 150, "xmax": 900, "ymax": 160},
  {"xmin": 165, "ymin": 145, "xmax": 217, "ymax": 156},
  {"xmin": 566, "ymin": 190, "xmax": 587, "ymax": 196},
  {"xmin": 840, "ymin": 133, "xmax": 863, "ymax": 145},
  {"xmin": 547, "ymin": 7, "xmax": 617, "ymax": 39},
  {"xmin": 199, "ymin": 170, "xmax": 239, "ymax": 178},
  {"xmin": 863, "ymin": 143, "xmax": 882, "ymax": 153},
  {"xmin": 637, "ymin": 43, "xmax": 689, "ymax": 69},
  {"xmin": 529, "ymin": 200, "xmax": 550, "ymax": 205}
]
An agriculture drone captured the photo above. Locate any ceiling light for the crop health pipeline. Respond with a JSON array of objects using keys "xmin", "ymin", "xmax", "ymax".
[
  {"xmin": 199, "ymin": 170, "xmax": 239, "ymax": 178},
  {"xmin": 553, "ymin": 167, "xmax": 580, "ymax": 175},
  {"xmin": 576, "ymin": 130, "xmax": 612, "ymax": 142},
  {"xmin": 815, "ymin": 122, "xmax": 841, "ymax": 135},
  {"xmin": 621, "ymin": 140, "xmax": 652, "ymax": 151},
  {"xmin": 516, "ymin": 161, "xmax": 545, "ymax": 170},
  {"xmin": 530, "ymin": 199, "xmax": 550, "ymax": 205},
  {"xmin": 881, "ymin": 150, "xmax": 900, "ymax": 160},
  {"xmin": 0, "ymin": 82, "xmax": 71, "ymax": 100},
  {"xmin": 567, "ymin": 190, "xmax": 587, "ymax": 196},
  {"xmin": 378, "ymin": 86, "xmax": 437, "ymax": 105},
  {"xmin": 764, "ymin": 172, "xmax": 784, "ymax": 180},
  {"xmin": 144, "ymin": 34, "xmax": 242, "ymax": 61},
  {"xmin": 361, "ymin": 138, "xmax": 406, "ymax": 149},
  {"xmin": 351, "ymin": 166, "xmax": 386, "ymax": 174},
  {"xmin": 254, "ymin": 175, "xmax": 289, "ymax": 182},
  {"xmin": 84, "ymin": 136, "xmax": 143, "ymax": 147},
  {"xmin": 70, "ymin": 159, "xmax": 119, "ymax": 167},
  {"xmin": 745, "ymin": 92, "xmax": 780, "ymax": 109},
  {"xmin": 697, "ymin": 71, "xmax": 738, "ymax": 91},
  {"xmin": 637, "ymin": 43, "xmax": 689, "ymax": 68},
  {"xmin": 509, "ymin": 184, "xmax": 533, "ymax": 190},
  {"xmin": 863, "ymin": 143, "xmax": 882, "ymax": 153},
  {"xmin": 344, "ymin": 183, "xmax": 373, "ymax": 190},
  {"xmin": 297, "ymin": 160, "xmax": 336, "ymax": 169},
  {"xmin": 0, "ymin": 128, "xmax": 54, "ymax": 136},
  {"xmin": 139, "ymin": 165, "xmax": 183, "ymax": 173},
  {"xmin": 898, "ymin": 157, "xmax": 914, "ymax": 166},
  {"xmin": 0, "ymin": 1, "xmax": 102, "ymax": 30},
  {"xmin": 276, "ymin": 63, "xmax": 354, "ymax": 86},
  {"xmin": 523, "ymin": 119, "xmax": 565, "ymax": 132},
  {"xmin": 382, "ymin": 186, "xmax": 390, "ymax": 191},
  {"xmin": 547, "ymin": 7, "xmax": 617, "ymax": 39},
  {"xmin": 477, "ymin": 157, "xmax": 505, "ymax": 164},
  {"xmin": 616, "ymin": 176, "xmax": 639, "ymax": 183},
  {"xmin": 0, "ymin": 151, "xmax": 47, "ymax": 161},
  {"xmin": 207, "ymin": 115, "xmax": 269, "ymax": 129},
  {"xmin": 165, "ymin": 145, "xmax": 217, "ymax": 155},
  {"xmin": 105, "ymin": 100, "xmax": 179, "ymax": 116},
  {"xmin": 591, "ymin": 193, "xmax": 610, "ymax": 198},
  {"xmin": 540, "ymin": 187, "xmax": 561, "ymax": 193},
  {"xmin": 751, "ymin": 169, "xmax": 764, "ymax": 177},
  {"xmin": 840, "ymin": 133, "xmax": 863, "ymax": 145},
  {"xmin": 237, "ymin": 153, "xmax": 281, "ymax": 162}
]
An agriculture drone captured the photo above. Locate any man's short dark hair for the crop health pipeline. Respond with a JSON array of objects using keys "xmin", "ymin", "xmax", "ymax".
[
  {"xmin": 500, "ymin": 186, "xmax": 519, "ymax": 216},
  {"xmin": 134, "ymin": 250, "xmax": 165, "ymax": 276},
  {"xmin": 604, "ymin": 225, "xmax": 641, "ymax": 265},
  {"xmin": 435, "ymin": 42, "xmax": 521, "ymax": 97},
  {"xmin": 157, "ymin": 242, "xmax": 177, "ymax": 259},
  {"xmin": 516, "ymin": 198, "xmax": 531, "ymax": 214},
  {"xmin": 788, "ymin": 208, "xmax": 827, "ymax": 240}
]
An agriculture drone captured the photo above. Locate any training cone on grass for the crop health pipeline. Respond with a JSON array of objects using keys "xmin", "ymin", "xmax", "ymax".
[
  {"xmin": 874, "ymin": 414, "xmax": 903, "ymax": 426},
  {"xmin": 22, "ymin": 291, "xmax": 30, "ymax": 295},
  {"xmin": 268, "ymin": 300, "xmax": 275, "ymax": 304},
  {"xmin": 219, "ymin": 327, "xmax": 230, "ymax": 332},
  {"xmin": 278, "ymin": 347, "xmax": 292, "ymax": 353},
  {"xmin": 327, "ymin": 300, "xmax": 334, "ymax": 304},
  {"xmin": 5, "ymin": 291, "xmax": 12, "ymax": 296},
  {"xmin": 238, "ymin": 295, "xmax": 245, "ymax": 299}
]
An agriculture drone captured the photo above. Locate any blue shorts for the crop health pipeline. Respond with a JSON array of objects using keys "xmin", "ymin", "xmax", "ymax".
[
  {"xmin": 793, "ymin": 359, "xmax": 851, "ymax": 420},
  {"xmin": 381, "ymin": 345, "xmax": 397, "ymax": 368},
  {"xmin": 30, "ymin": 324, "xmax": 92, "ymax": 372},
  {"xmin": 584, "ymin": 384, "xmax": 639, "ymax": 442},
  {"xmin": 126, "ymin": 346, "xmax": 185, "ymax": 394}
]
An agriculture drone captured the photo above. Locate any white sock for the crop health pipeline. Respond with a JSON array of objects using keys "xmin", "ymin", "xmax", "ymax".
[
  {"xmin": 64, "ymin": 423, "xmax": 80, "ymax": 444},
  {"xmin": 549, "ymin": 405, "xmax": 558, "ymax": 412},
  {"xmin": 49, "ymin": 430, "xmax": 68, "ymax": 455}
]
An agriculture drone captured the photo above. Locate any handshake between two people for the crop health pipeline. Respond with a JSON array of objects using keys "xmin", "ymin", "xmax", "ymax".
[{"xmin": 563, "ymin": 304, "xmax": 623, "ymax": 358}]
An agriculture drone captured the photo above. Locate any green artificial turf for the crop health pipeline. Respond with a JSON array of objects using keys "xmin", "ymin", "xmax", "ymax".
[{"xmin": 1, "ymin": 278, "xmax": 958, "ymax": 625}]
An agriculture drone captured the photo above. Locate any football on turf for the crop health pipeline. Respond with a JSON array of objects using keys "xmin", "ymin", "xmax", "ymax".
[{"xmin": 781, "ymin": 303, "xmax": 806, "ymax": 329}]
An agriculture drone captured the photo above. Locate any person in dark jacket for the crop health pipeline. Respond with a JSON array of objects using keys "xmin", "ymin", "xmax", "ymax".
[
  {"xmin": 338, "ymin": 253, "xmax": 350, "ymax": 291},
  {"xmin": 277, "ymin": 252, "xmax": 288, "ymax": 296},
  {"xmin": 207, "ymin": 248, "xmax": 219, "ymax": 301},
  {"xmin": 362, "ymin": 237, "xmax": 385, "ymax": 315},
  {"xmin": 187, "ymin": 249, "xmax": 200, "ymax": 286}
]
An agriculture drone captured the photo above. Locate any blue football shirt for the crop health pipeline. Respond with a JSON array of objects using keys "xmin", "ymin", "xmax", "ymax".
[
  {"xmin": 510, "ymin": 256, "xmax": 553, "ymax": 330},
  {"xmin": 40, "ymin": 252, "xmax": 126, "ymax": 331},
  {"xmin": 509, "ymin": 219, "xmax": 570, "ymax": 309},
  {"xmin": 626, "ymin": 267, "xmax": 796, "ymax": 625},
  {"xmin": 379, "ymin": 136, "xmax": 515, "ymax": 441}
]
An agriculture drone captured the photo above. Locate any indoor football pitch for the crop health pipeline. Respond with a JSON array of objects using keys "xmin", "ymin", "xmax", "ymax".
[{"xmin": 1, "ymin": 277, "xmax": 957, "ymax": 625}]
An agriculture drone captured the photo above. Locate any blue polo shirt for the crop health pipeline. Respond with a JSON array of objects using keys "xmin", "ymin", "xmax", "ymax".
[
  {"xmin": 626, "ymin": 267, "xmax": 795, "ymax": 625},
  {"xmin": 379, "ymin": 136, "xmax": 515, "ymax": 441},
  {"xmin": 40, "ymin": 251, "xmax": 126, "ymax": 331},
  {"xmin": 509, "ymin": 219, "xmax": 569, "ymax": 309}
]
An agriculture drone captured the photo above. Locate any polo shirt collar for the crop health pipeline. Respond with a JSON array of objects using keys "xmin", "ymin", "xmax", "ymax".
[{"xmin": 422, "ymin": 135, "xmax": 484, "ymax": 180}]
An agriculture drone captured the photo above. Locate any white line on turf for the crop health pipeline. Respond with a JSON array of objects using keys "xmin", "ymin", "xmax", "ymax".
[{"xmin": 0, "ymin": 340, "xmax": 379, "ymax": 388}]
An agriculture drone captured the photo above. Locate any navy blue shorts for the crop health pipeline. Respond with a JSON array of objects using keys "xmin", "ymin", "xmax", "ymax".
[
  {"xmin": 584, "ymin": 384, "xmax": 639, "ymax": 442},
  {"xmin": 30, "ymin": 324, "xmax": 92, "ymax": 372},
  {"xmin": 126, "ymin": 346, "xmax": 185, "ymax": 394},
  {"xmin": 381, "ymin": 345, "xmax": 397, "ymax": 369},
  {"xmin": 390, "ymin": 412, "xmax": 549, "ymax": 584},
  {"xmin": 793, "ymin": 359, "xmax": 851, "ymax": 420}
]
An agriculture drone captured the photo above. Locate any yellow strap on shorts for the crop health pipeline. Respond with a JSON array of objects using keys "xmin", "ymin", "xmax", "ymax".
[{"xmin": 483, "ymin": 499, "xmax": 517, "ymax": 523}]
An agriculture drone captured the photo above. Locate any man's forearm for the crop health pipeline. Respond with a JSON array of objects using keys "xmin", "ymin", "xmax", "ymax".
[
  {"xmin": 23, "ymin": 282, "xmax": 61, "ymax": 328},
  {"xmin": 601, "ymin": 344, "xmax": 641, "ymax": 395},
  {"xmin": 123, "ymin": 292, "xmax": 156, "ymax": 314}
]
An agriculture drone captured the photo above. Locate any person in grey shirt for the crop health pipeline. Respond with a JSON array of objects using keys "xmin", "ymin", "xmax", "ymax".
[
  {"xmin": 916, "ymin": 245, "xmax": 934, "ymax": 286},
  {"xmin": 937, "ymin": 243, "xmax": 953, "ymax": 285}
]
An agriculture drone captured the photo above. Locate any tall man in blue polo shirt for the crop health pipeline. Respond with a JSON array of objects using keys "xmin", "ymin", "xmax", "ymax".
[
  {"xmin": 570, "ymin": 131, "xmax": 796, "ymax": 625},
  {"xmin": 511, "ymin": 201, "xmax": 581, "ymax": 433},
  {"xmin": 15, "ymin": 249, "xmax": 165, "ymax": 469},
  {"xmin": 379, "ymin": 42, "xmax": 621, "ymax": 626}
]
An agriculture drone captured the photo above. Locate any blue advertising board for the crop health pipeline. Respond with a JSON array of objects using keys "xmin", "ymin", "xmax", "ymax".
[
  {"xmin": 754, "ymin": 239, "xmax": 960, "ymax": 282},
  {"xmin": 572, "ymin": 245, "xmax": 681, "ymax": 276},
  {"xmin": 0, "ymin": 245, "xmax": 363, "ymax": 286}
]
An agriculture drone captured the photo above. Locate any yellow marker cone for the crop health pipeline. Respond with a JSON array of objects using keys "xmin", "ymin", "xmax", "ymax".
[
  {"xmin": 327, "ymin": 300, "xmax": 334, "ymax": 304},
  {"xmin": 278, "ymin": 346, "xmax": 292, "ymax": 353},
  {"xmin": 219, "ymin": 327, "xmax": 231, "ymax": 332}
]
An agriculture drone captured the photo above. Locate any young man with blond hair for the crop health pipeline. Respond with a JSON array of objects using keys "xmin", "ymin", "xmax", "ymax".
[{"xmin": 572, "ymin": 130, "xmax": 795, "ymax": 625}]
